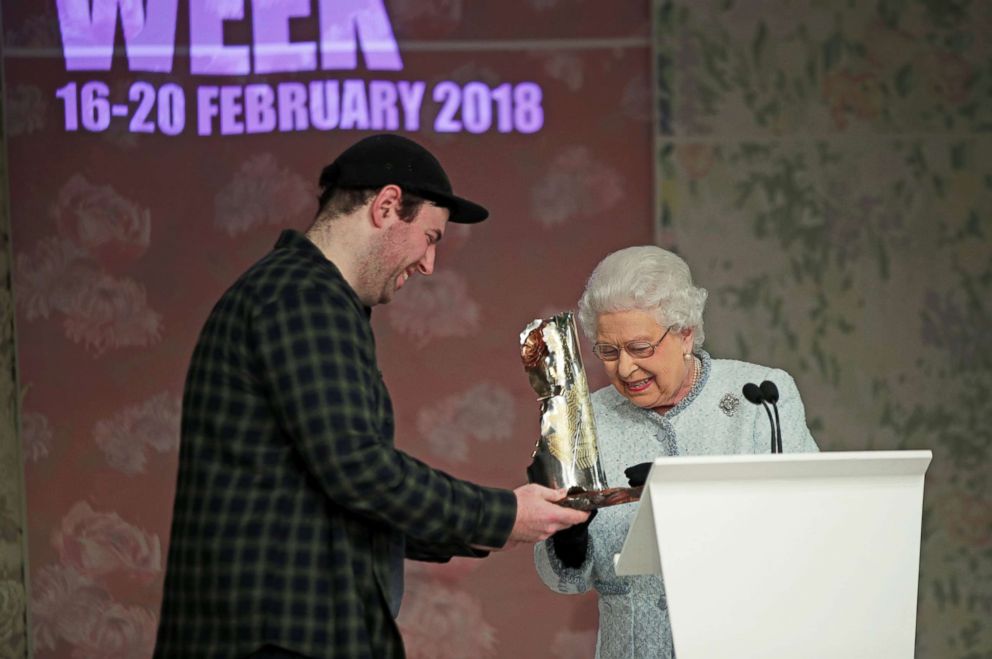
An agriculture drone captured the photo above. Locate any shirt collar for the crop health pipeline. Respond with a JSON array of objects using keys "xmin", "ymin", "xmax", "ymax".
[{"xmin": 273, "ymin": 229, "xmax": 372, "ymax": 318}]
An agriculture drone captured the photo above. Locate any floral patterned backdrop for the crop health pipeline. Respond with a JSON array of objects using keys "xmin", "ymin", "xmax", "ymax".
[
  {"xmin": 656, "ymin": 1, "xmax": 991, "ymax": 656},
  {"xmin": 1, "ymin": 1, "xmax": 650, "ymax": 657}
]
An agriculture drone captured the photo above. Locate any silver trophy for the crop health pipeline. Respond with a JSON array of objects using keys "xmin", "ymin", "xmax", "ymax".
[{"xmin": 520, "ymin": 312, "xmax": 641, "ymax": 510}]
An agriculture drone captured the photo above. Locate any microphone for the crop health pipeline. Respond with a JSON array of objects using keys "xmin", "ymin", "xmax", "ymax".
[
  {"xmin": 742, "ymin": 383, "xmax": 777, "ymax": 454},
  {"xmin": 759, "ymin": 381, "xmax": 782, "ymax": 453},
  {"xmin": 741, "ymin": 382, "xmax": 762, "ymax": 405}
]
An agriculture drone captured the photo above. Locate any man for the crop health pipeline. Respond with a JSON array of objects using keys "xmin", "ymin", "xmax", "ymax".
[{"xmin": 154, "ymin": 134, "xmax": 588, "ymax": 659}]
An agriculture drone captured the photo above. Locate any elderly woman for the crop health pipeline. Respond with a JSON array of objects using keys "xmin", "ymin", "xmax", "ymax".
[{"xmin": 534, "ymin": 246, "xmax": 818, "ymax": 658}]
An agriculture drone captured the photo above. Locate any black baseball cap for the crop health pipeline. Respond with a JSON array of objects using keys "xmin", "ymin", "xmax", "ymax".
[{"xmin": 319, "ymin": 134, "xmax": 489, "ymax": 223}]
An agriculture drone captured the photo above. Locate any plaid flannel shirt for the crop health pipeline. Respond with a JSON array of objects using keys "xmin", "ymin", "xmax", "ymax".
[{"xmin": 155, "ymin": 230, "xmax": 517, "ymax": 659}]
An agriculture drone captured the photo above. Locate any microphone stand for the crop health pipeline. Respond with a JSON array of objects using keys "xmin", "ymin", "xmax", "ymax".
[
  {"xmin": 760, "ymin": 380, "xmax": 783, "ymax": 453},
  {"xmin": 742, "ymin": 383, "xmax": 777, "ymax": 454}
]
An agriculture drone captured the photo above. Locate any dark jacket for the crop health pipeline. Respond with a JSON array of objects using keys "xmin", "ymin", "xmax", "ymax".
[{"xmin": 155, "ymin": 231, "xmax": 516, "ymax": 658}]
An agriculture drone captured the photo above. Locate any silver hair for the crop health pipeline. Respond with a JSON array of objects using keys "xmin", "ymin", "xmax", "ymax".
[{"xmin": 577, "ymin": 245, "xmax": 708, "ymax": 349}]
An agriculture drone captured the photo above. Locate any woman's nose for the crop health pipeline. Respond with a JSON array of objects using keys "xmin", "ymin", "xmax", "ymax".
[{"xmin": 616, "ymin": 350, "xmax": 639, "ymax": 378}]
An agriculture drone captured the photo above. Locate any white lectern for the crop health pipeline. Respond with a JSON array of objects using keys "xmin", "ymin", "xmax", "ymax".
[{"xmin": 614, "ymin": 451, "xmax": 931, "ymax": 659}]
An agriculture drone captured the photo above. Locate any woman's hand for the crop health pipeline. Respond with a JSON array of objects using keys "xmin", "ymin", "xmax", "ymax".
[
  {"xmin": 624, "ymin": 462, "xmax": 652, "ymax": 487},
  {"xmin": 551, "ymin": 509, "xmax": 597, "ymax": 568}
]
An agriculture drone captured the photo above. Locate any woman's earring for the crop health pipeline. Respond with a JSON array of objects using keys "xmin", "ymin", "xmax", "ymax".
[{"xmin": 684, "ymin": 353, "xmax": 691, "ymax": 361}]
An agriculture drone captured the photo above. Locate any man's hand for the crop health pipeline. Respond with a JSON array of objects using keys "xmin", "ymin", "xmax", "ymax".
[{"xmin": 501, "ymin": 484, "xmax": 590, "ymax": 549}]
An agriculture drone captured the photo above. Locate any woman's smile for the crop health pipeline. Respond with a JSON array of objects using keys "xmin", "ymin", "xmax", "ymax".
[{"xmin": 623, "ymin": 376, "xmax": 655, "ymax": 393}]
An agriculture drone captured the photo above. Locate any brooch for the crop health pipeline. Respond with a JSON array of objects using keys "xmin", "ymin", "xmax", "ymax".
[{"xmin": 719, "ymin": 393, "xmax": 740, "ymax": 417}]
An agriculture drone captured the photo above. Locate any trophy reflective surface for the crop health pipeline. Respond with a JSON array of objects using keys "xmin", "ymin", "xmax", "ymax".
[{"xmin": 520, "ymin": 312, "xmax": 641, "ymax": 510}]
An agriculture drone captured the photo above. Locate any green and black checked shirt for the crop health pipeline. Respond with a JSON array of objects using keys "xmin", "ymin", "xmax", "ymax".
[{"xmin": 154, "ymin": 230, "xmax": 517, "ymax": 659}]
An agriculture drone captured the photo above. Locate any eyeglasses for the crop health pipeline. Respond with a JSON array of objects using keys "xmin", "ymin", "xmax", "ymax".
[{"xmin": 592, "ymin": 326, "xmax": 674, "ymax": 362}]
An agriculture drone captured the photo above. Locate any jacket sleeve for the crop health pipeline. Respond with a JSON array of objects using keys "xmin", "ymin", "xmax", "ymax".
[
  {"xmin": 534, "ymin": 536, "xmax": 595, "ymax": 595},
  {"xmin": 770, "ymin": 369, "xmax": 819, "ymax": 453},
  {"xmin": 404, "ymin": 538, "xmax": 491, "ymax": 563},
  {"xmin": 250, "ymin": 286, "xmax": 517, "ymax": 549}
]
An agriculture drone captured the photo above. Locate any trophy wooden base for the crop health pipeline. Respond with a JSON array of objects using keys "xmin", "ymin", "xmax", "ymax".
[{"xmin": 556, "ymin": 485, "xmax": 643, "ymax": 510}]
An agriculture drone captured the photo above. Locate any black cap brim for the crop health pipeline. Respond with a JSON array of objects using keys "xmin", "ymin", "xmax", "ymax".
[
  {"xmin": 322, "ymin": 134, "xmax": 490, "ymax": 223},
  {"xmin": 417, "ymin": 190, "xmax": 489, "ymax": 224}
]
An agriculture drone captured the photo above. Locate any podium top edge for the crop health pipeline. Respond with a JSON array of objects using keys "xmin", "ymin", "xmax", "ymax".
[
  {"xmin": 646, "ymin": 450, "xmax": 933, "ymax": 482},
  {"xmin": 651, "ymin": 450, "xmax": 932, "ymax": 466}
]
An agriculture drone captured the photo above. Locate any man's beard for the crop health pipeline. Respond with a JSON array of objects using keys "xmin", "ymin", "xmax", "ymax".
[{"xmin": 357, "ymin": 227, "xmax": 407, "ymax": 305}]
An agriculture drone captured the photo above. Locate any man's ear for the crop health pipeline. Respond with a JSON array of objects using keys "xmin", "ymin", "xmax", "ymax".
[{"xmin": 370, "ymin": 185, "xmax": 403, "ymax": 229}]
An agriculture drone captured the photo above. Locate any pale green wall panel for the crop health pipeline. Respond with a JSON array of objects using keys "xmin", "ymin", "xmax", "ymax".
[{"xmin": 655, "ymin": 1, "xmax": 991, "ymax": 656}]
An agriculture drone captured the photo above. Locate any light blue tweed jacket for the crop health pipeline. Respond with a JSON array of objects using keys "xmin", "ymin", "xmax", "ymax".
[{"xmin": 534, "ymin": 351, "xmax": 819, "ymax": 659}]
